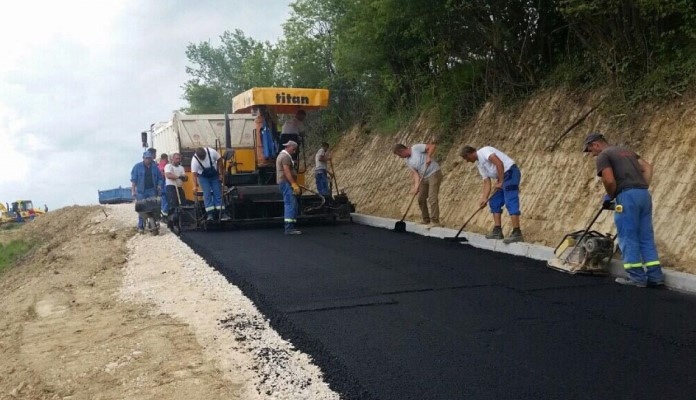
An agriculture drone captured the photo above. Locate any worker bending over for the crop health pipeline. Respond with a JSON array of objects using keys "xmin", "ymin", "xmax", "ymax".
[
  {"xmin": 460, "ymin": 145, "xmax": 523, "ymax": 243},
  {"xmin": 393, "ymin": 143, "xmax": 443, "ymax": 228},
  {"xmin": 192, "ymin": 147, "xmax": 230, "ymax": 222},
  {"xmin": 583, "ymin": 133, "xmax": 664, "ymax": 287}
]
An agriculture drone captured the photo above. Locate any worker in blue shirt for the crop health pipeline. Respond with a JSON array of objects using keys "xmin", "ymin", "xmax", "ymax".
[{"xmin": 131, "ymin": 151, "xmax": 163, "ymax": 233}]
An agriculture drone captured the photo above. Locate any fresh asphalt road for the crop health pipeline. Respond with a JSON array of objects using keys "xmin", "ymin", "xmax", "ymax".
[{"xmin": 182, "ymin": 223, "xmax": 696, "ymax": 400}]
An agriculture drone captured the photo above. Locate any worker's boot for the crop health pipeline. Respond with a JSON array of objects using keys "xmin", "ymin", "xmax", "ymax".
[
  {"xmin": 485, "ymin": 226, "xmax": 504, "ymax": 240},
  {"xmin": 220, "ymin": 211, "xmax": 231, "ymax": 221},
  {"xmin": 615, "ymin": 277, "xmax": 648, "ymax": 288},
  {"xmin": 503, "ymin": 228, "xmax": 524, "ymax": 244}
]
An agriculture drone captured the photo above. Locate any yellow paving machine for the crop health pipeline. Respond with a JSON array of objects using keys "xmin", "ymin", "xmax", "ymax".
[{"xmin": 147, "ymin": 87, "xmax": 353, "ymax": 232}]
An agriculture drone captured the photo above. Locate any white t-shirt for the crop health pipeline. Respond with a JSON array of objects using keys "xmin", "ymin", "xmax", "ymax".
[
  {"xmin": 164, "ymin": 164, "xmax": 186, "ymax": 187},
  {"xmin": 476, "ymin": 146, "xmax": 515, "ymax": 180},
  {"xmin": 191, "ymin": 148, "xmax": 220, "ymax": 175},
  {"xmin": 281, "ymin": 118, "xmax": 304, "ymax": 134},
  {"xmin": 315, "ymin": 148, "xmax": 328, "ymax": 171},
  {"xmin": 405, "ymin": 144, "xmax": 440, "ymax": 178}
]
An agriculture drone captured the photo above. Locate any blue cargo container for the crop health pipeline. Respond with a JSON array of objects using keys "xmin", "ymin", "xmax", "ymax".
[{"xmin": 98, "ymin": 186, "xmax": 134, "ymax": 204}]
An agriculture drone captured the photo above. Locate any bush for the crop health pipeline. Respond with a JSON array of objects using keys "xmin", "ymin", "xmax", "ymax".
[{"xmin": 0, "ymin": 240, "xmax": 30, "ymax": 274}]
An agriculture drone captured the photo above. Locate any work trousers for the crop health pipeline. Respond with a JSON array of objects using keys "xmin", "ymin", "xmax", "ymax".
[
  {"xmin": 198, "ymin": 175, "xmax": 222, "ymax": 217},
  {"xmin": 489, "ymin": 165, "xmax": 521, "ymax": 215},
  {"xmin": 160, "ymin": 189, "xmax": 169, "ymax": 216},
  {"xmin": 315, "ymin": 170, "xmax": 331, "ymax": 196},
  {"xmin": 615, "ymin": 188, "xmax": 664, "ymax": 284},
  {"xmin": 280, "ymin": 181, "xmax": 298, "ymax": 232},
  {"xmin": 418, "ymin": 170, "xmax": 443, "ymax": 223}
]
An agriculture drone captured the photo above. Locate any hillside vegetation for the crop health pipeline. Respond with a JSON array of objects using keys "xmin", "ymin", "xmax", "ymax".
[{"xmin": 183, "ymin": 0, "xmax": 696, "ymax": 141}]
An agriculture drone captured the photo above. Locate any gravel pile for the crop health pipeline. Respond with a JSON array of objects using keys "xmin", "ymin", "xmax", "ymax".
[{"xmin": 109, "ymin": 204, "xmax": 339, "ymax": 400}]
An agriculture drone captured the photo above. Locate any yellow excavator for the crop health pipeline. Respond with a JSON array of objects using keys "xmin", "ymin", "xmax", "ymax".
[{"xmin": 0, "ymin": 200, "xmax": 45, "ymax": 223}]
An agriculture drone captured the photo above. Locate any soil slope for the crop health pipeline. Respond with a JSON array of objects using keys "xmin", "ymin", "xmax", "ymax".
[{"xmin": 325, "ymin": 88, "xmax": 696, "ymax": 272}]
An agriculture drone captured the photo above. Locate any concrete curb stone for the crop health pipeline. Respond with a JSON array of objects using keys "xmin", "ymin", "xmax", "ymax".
[{"xmin": 350, "ymin": 213, "xmax": 695, "ymax": 294}]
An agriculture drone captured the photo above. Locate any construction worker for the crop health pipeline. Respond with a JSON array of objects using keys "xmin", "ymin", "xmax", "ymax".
[
  {"xmin": 164, "ymin": 153, "xmax": 187, "ymax": 228},
  {"xmin": 280, "ymin": 110, "xmax": 306, "ymax": 162},
  {"xmin": 277, "ymin": 140, "xmax": 302, "ymax": 235},
  {"xmin": 459, "ymin": 145, "xmax": 523, "ymax": 243},
  {"xmin": 393, "ymin": 143, "xmax": 443, "ymax": 228},
  {"xmin": 130, "ymin": 151, "xmax": 163, "ymax": 233},
  {"xmin": 315, "ymin": 142, "xmax": 331, "ymax": 196},
  {"xmin": 583, "ymin": 133, "xmax": 664, "ymax": 287},
  {"xmin": 192, "ymin": 147, "xmax": 230, "ymax": 222},
  {"xmin": 158, "ymin": 153, "xmax": 169, "ymax": 218},
  {"xmin": 281, "ymin": 109, "xmax": 306, "ymax": 138}
]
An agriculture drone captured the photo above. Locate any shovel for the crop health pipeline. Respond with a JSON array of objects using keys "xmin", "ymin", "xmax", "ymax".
[
  {"xmin": 444, "ymin": 189, "xmax": 499, "ymax": 243},
  {"xmin": 394, "ymin": 167, "xmax": 425, "ymax": 232},
  {"xmin": 393, "ymin": 190, "xmax": 419, "ymax": 232}
]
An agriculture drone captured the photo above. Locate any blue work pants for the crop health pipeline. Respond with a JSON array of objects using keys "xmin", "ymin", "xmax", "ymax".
[
  {"xmin": 615, "ymin": 188, "xmax": 664, "ymax": 284},
  {"xmin": 489, "ymin": 165, "xmax": 521, "ymax": 215},
  {"xmin": 160, "ymin": 190, "xmax": 169, "ymax": 216},
  {"xmin": 198, "ymin": 175, "xmax": 222, "ymax": 217},
  {"xmin": 315, "ymin": 170, "xmax": 331, "ymax": 196},
  {"xmin": 280, "ymin": 181, "xmax": 298, "ymax": 231}
]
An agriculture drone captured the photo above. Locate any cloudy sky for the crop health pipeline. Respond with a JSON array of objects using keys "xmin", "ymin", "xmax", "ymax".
[{"xmin": 0, "ymin": 0, "xmax": 290, "ymax": 210}]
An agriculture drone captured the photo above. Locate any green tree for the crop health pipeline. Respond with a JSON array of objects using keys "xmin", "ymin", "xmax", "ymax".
[{"xmin": 183, "ymin": 29, "xmax": 285, "ymax": 113}]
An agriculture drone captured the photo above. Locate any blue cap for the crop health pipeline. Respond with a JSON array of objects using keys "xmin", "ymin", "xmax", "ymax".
[
  {"xmin": 582, "ymin": 133, "xmax": 604, "ymax": 152},
  {"xmin": 142, "ymin": 151, "xmax": 153, "ymax": 158}
]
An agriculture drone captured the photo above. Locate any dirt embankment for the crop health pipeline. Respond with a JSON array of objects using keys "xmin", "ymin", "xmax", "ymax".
[
  {"xmin": 0, "ymin": 206, "xmax": 337, "ymax": 400},
  {"xmin": 327, "ymin": 88, "xmax": 696, "ymax": 273}
]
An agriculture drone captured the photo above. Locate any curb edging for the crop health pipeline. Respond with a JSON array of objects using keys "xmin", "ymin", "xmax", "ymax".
[{"xmin": 351, "ymin": 213, "xmax": 695, "ymax": 294}]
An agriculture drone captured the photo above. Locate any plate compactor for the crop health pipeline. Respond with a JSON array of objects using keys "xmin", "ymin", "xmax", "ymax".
[{"xmin": 547, "ymin": 205, "xmax": 617, "ymax": 275}]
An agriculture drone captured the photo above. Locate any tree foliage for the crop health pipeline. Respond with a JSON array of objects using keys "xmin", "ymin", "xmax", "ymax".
[
  {"xmin": 183, "ymin": 0, "xmax": 696, "ymax": 138},
  {"xmin": 182, "ymin": 30, "xmax": 286, "ymax": 113}
]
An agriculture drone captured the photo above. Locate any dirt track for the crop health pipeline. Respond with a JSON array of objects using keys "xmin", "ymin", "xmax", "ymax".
[{"xmin": 0, "ymin": 205, "xmax": 337, "ymax": 400}]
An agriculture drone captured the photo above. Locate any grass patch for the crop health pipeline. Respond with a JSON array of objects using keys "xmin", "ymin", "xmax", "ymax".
[
  {"xmin": 0, "ymin": 223, "xmax": 20, "ymax": 231},
  {"xmin": 0, "ymin": 240, "xmax": 31, "ymax": 274}
]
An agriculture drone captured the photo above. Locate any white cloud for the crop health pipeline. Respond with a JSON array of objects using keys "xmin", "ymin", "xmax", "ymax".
[{"xmin": 0, "ymin": 0, "xmax": 290, "ymax": 209}]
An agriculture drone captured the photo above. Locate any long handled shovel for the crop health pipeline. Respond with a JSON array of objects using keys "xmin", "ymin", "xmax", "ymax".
[
  {"xmin": 394, "ymin": 168, "xmax": 425, "ymax": 232},
  {"xmin": 444, "ymin": 189, "xmax": 500, "ymax": 243},
  {"xmin": 329, "ymin": 159, "xmax": 340, "ymax": 196},
  {"xmin": 393, "ymin": 190, "xmax": 419, "ymax": 232}
]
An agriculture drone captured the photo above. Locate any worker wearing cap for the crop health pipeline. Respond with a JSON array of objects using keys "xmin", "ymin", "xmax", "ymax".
[
  {"xmin": 131, "ymin": 151, "xmax": 163, "ymax": 232},
  {"xmin": 393, "ymin": 143, "xmax": 443, "ymax": 228},
  {"xmin": 583, "ymin": 133, "xmax": 664, "ymax": 287},
  {"xmin": 459, "ymin": 145, "xmax": 523, "ymax": 243},
  {"xmin": 277, "ymin": 140, "xmax": 302, "ymax": 235}
]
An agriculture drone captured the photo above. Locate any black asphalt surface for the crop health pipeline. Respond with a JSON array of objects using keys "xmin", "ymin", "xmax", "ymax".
[{"xmin": 182, "ymin": 223, "xmax": 696, "ymax": 400}]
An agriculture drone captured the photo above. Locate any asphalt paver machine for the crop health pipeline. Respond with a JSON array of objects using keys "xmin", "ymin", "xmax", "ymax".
[{"xmin": 200, "ymin": 87, "xmax": 354, "ymax": 229}]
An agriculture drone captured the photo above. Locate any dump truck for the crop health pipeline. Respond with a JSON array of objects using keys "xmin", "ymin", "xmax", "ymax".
[
  {"xmin": 148, "ymin": 111, "xmax": 258, "ymax": 201},
  {"xmin": 98, "ymin": 186, "xmax": 134, "ymax": 204}
]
